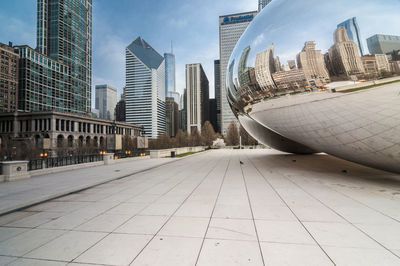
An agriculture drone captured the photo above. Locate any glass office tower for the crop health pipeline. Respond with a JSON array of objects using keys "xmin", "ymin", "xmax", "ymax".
[
  {"xmin": 337, "ymin": 17, "xmax": 364, "ymax": 56},
  {"xmin": 125, "ymin": 37, "xmax": 166, "ymax": 138},
  {"xmin": 36, "ymin": 0, "xmax": 92, "ymax": 114}
]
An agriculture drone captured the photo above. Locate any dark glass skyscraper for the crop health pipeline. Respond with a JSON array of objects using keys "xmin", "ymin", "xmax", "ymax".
[
  {"xmin": 36, "ymin": 0, "xmax": 92, "ymax": 114},
  {"xmin": 337, "ymin": 17, "xmax": 364, "ymax": 56}
]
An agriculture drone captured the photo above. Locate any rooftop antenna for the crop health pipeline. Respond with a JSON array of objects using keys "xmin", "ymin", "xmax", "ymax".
[{"xmin": 171, "ymin": 40, "xmax": 173, "ymax": 54}]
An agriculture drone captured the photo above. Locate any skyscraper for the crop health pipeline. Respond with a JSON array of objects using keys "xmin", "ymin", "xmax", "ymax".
[
  {"xmin": 337, "ymin": 17, "xmax": 364, "ymax": 56},
  {"xmin": 95, "ymin": 84, "xmax": 117, "ymax": 120},
  {"xmin": 328, "ymin": 27, "xmax": 365, "ymax": 78},
  {"xmin": 15, "ymin": 45, "xmax": 71, "ymax": 112},
  {"xmin": 164, "ymin": 53, "xmax": 176, "ymax": 95},
  {"xmin": 258, "ymin": 0, "xmax": 272, "ymax": 12},
  {"xmin": 255, "ymin": 45, "xmax": 276, "ymax": 91},
  {"xmin": 186, "ymin": 63, "xmax": 209, "ymax": 134},
  {"xmin": 214, "ymin": 60, "xmax": 221, "ymax": 133},
  {"xmin": 219, "ymin": 11, "xmax": 257, "ymax": 134},
  {"xmin": 297, "ymin": 41, "xmax": 330, "ymax": 86},
  {"xmin": 125, "ymin": 37, "xmax": 166, "ymax": 138},
  {"xmin": 367, "ymin": 34, "xmax": 400, "ymax": 55},
  {"xmin": 0, "ymin": 42, "xmax": 19, "ymax": 113},
  {"xmin": 36, "ymin": 0, "xmax": 92, "ymax": 114},
  {"xmin": 166, "ymin": 97, "xmax": 179, "ymax": 137}
]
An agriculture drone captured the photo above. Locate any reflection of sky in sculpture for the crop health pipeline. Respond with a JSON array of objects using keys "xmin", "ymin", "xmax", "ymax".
[{"xmin": 229, "ymin": 0, "xmax": 400, "ymax": 87}]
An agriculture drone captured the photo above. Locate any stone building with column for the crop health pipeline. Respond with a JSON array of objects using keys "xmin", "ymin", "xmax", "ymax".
[{"xmin": 0, "ymin": 111, "xmax": 142, "ymax": 158}]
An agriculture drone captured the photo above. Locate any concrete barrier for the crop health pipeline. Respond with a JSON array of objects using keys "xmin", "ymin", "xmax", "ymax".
[
  {"xmin": 150, "ymin": 147, "xmax": 206, "ymax": 159},
  {"xmin": 1, "ymin": 161, "xmax": 31, "ymax": 182}
]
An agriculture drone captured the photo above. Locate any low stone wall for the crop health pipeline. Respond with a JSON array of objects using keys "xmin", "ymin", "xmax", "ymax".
[
  {"xmin": 150, "ymin": 147, "xmax": 206, "ymax": 159},
  {"xmin": 0, "ymin": 154, "xmax": 151, "ymax": 182}
]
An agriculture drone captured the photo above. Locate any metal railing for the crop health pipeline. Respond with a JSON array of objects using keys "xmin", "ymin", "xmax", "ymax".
[
  {"xmin": 28, "ymin": 154, "xmax": 103, "ymax": 171},
  {"xmin": 45, "ymin": 154, "xmax": 103, "ymax": 168},
  {"xmin": 114, "ymin": 150, "xmax": 149, "ymax": 159},
  {"xmin": 28, "ymin": 159, "xmax": 44, "ymax": 171}
]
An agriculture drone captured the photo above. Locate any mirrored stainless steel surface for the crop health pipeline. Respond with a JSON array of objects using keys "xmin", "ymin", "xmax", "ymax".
[{"xmin": 227, "ymin": 0, "xmax": 400, "ymax": 172}]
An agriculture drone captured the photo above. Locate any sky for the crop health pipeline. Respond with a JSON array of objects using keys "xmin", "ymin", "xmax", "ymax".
[{"xmin": 0, "ymin": 0, "xmax": 258, "ymax": 105}]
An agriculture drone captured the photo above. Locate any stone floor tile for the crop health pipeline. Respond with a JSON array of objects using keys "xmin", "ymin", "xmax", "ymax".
[
  {"xmin": 7, "ymin": 258, "xmax": 67, "ymax": 266},
  {"xmin": 139, "ymin": 203, "xmax": 181, "ymax": 216},
  {"xmin": 74, "ymin": 214, "xmax": 131, "ymax": 233},
  {"xmin": 174, "ymin": 202, "xmax": 214, "ymax": 218},
  {"xmin": 114, "ymin": 215, "xmax": 169, "ymax": 235},
  {"xmin": 213, "ymin": 204, "xmax": 252, "ymax": 219},
  {"xmin": 0, "ymin": 212, "xmax": 35, "ymax": 226},
  {"xmin": 131, "ymin": 236, "xmax": 202, "ymax": 266},
  {"xmin": 260, "ymin": 242, "xmax": 333, "ymax": 266},
  {"xmin": 0, "ymin": 255, "xmax": 17, "ymax": 266},
  {"xmin": 304, "ymin": 222, "xmax": 381, "ymax": 248},
  {"xmin": 158, "ymin": 216, "xmax": 209, "ymax": 238},
  {"xmin": 5, "ymin": 212, "xmax": 62, "ymax": 228},
  {"xmin": 356, "ymin": 222, "xmax": 400, "ymax": 250},
  {"xmin": 256, "ymin": 220, "xmax": 315, "ymax": 244},
  {"xmin": 0, "ymin": 229, "xmax": 65, "ymax": 256},
  {"xmin": 207, "ymin": 218, "xmax": 257, "ymax": 241},
  {"xmin": 25, "ymin": 231, "xmax": 106, "ymax": 262},
  {"xmin": 324, "ymin": 246, "xmax": 400, "ymax": 266},
  {"xmin": 74, "ymin": 233, "xmax": 151, "ymax": 265},
  {"xmin": 197, "ymin": 239, "xmax": 263, "ymax": 266},
  {"xmin": 251, "ymin": 204, "xmax": 297, "ymax": 221},
  {"xmin": 0, "ymin": 227, "xmax": 27, "ymax": 242}
]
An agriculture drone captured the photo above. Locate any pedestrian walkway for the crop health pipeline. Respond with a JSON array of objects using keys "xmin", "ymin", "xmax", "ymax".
[
  {"xmin": 0, "ymin": 157, "xmax": 174, "ymax": 215},
  {"xmin": 0, "ymin": 149, "xmax": 399, "ymax": 265}
]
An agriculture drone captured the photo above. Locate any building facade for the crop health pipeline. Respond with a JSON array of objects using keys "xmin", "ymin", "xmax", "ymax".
[
  {"xmin": 209, "ymin": 98, "xmax": 217, "ymax": 133},
  {"xmin": 258, "ymin": 0, "xmax": 272, "ymax": 12},
  {"xmin": 164, "ymin": 53, "xmax": 176, "ymax": 96},
  {"xmin": 95, "ymin": 84, "xmax": 117, "ymax": 120},
  {"xmin": 337, "ymin": 17, "xmax": 364, "ymax": 56},
  {"xmin": 255, "ymin": 45, "xmax": 276, "ymax": 91},
  {"xmin": 367, "ymin": 34, "xmax": 400, "ymax": 55},
  {"xmin": 166, "ymin": 97, "xmax": 179, "ymax": 137},
  {"xmin": 297, "ymin": 41, "xmax": 330, "ymax": 87},
  {"xmin": 214, "ymin": 60, "xmax": 221, "ymax": 133},
  {"xmin": 0, "ymin": 111, "xmax": 142, "ymax": 157},
  {"xmin": 36, "ymin": 0, "xmax": 92, "ymax": 114},
  {"xmin": 125, "ymin": 37, "xmax": 166, "ymax": 139},
  {"xmin": 328, "ymin": 27, "xmax": 365, "ymax": 78},
  {"xmin": 179, "ymin": 89, "xmax": 187, "ymax": 132},
  {"xmin": 0, "ymin": 42, "xmax": 19, "ymax": 113},
  {"xmin": 219, "ymin": 11, "xmax": 257, "ymax": 135},
  {"xmin": 186, "ymin": 63, "xmax": 209, "ymax": 134},
  {"xmin": 15, "ymin": 45, "xmax": 72, "ymax": 113}
]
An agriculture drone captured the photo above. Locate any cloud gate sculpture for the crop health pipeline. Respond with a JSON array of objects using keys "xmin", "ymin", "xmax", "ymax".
[{"xmin": 227, "ymin": 0, "xmax": 400, "ymax": 173}]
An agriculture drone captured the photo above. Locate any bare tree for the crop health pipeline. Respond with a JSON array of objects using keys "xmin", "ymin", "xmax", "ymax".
[
  {"xmin": 201, "ymin": 121, "xmax": 216, "ymax": 147},
  {"xmin": 189, "ymin": 128, "xmax": 202, "ymax": 147},
  {"xmin": 225, "ymin": 121, "xmax": 239, "ymax": 146},
  {"xmin": 175, "ymin": 129, "xmax": 188, "ymax": 148}
]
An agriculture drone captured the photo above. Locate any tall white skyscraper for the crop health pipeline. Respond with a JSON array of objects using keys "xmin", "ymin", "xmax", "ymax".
[
  {"xmin": 186, "ymin": 63, "xmax": 209, "ymax": 134},
  {"xmin": 125, "ymin": 37, "xmax": 166, "ymax": 138},
  {"xmin": 219, "ymin": 11, "xmax": 257, "ymax": 134},
  {"xmin": 258, "ymin": 0, "xmax": 272, "ymax": 12},
  {"xmin": 95, "ymin": 84, "xmax": 117, "ymax": 120}
]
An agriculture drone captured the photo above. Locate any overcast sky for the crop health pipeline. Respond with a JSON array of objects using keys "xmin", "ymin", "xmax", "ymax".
[{"xmin": 0, "ymin": 0, "xmax": 258, "ymax": 104}]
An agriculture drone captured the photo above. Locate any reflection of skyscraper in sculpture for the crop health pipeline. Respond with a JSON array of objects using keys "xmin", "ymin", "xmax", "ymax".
[
  {"xmin": 297, "ymin": 41, "xmax": 330, "ymax": 87},
  {"xmin": 255, "ymin": 45, "xmax": 276, "ymax": 92},
  {"xmin": 375, "ymin": 54, "xmax": 390, "ymax": 72},
  {"xmin": 328, "ymin": 27, "xmax": 365, "ymax": 78},
  {"xmin": 337, "ymin": 17, "xmax": 364, "ymax": 56},
  {"xmin": 271, "ymin": 69, "xmax": 308, "ymax": 91},
  {"xmin": 238, "ymin": 46, "xmax": 252, "ymax": 87},
  {"xmin": 288, "ymin": 60, "xmax": 296, "ymax": 69}
]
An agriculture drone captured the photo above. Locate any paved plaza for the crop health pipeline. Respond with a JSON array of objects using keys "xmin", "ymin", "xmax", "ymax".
[{"xmin": 0, "ymin": 149, "xmax": 400, "ymax": 265}]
